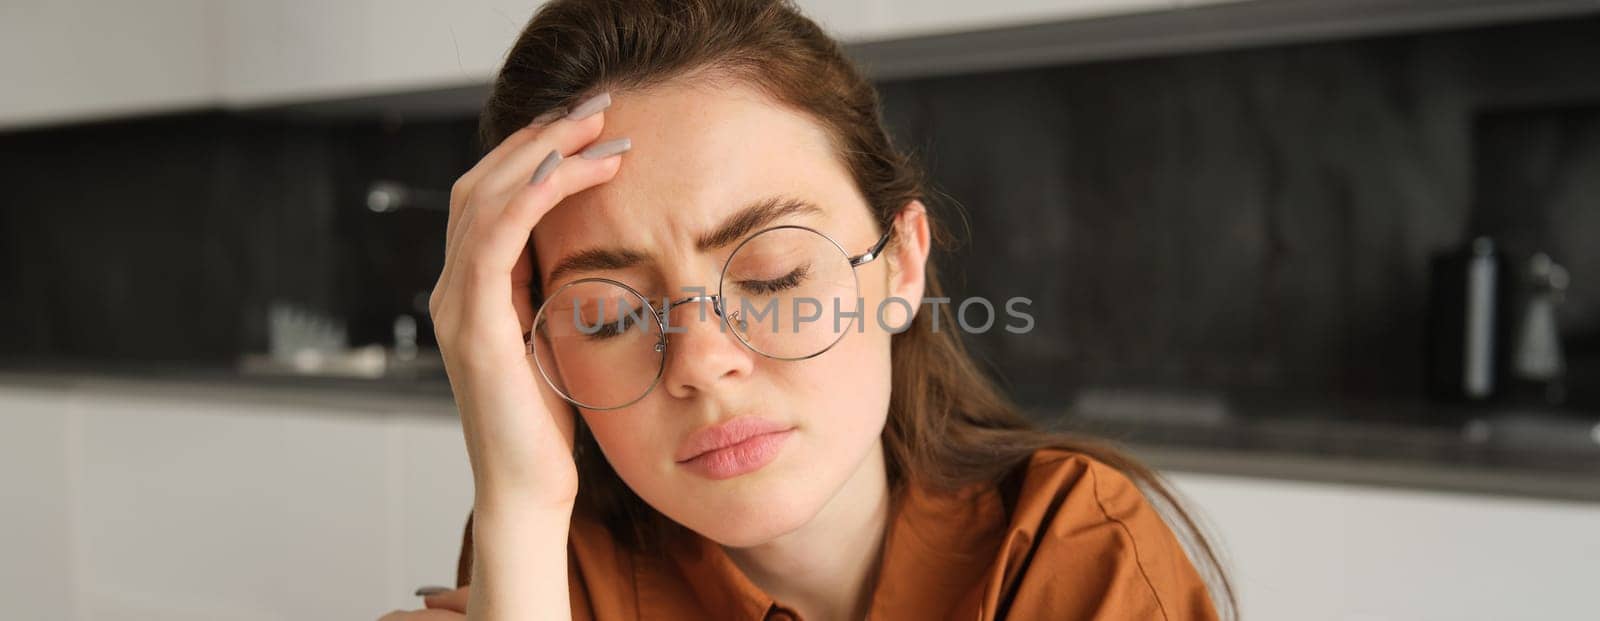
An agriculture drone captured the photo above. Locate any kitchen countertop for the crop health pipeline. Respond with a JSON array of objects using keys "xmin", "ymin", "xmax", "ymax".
[
  {"xmin": 3, "ymin": 361, "xmax": 1596, "ymax": 502},
  {"xmin": 1057, "ymin": 413, "xmax": 1600, "ymax": 503},
  {"xmin": 0, "ymin": 358, "xmax": 456, "ymax": 414}
]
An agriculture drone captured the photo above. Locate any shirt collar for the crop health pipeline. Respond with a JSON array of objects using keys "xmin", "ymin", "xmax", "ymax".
[
  {"xmin": 646, "ymin": 477, "xmax": 1008, "ymax": 620},
  {"xmin": 656, "ymin": 526, "xmax": 774, "ymax": 620}
]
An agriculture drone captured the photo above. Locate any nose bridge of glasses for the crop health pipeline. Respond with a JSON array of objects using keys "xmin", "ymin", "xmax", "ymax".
[{"xmin": 661, "ymin": 293, "xmax": 726, "ymax": 323}]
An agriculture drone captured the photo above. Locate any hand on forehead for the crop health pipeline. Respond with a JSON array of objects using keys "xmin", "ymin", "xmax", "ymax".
[{"xmin": 531, "ymin": 82, "xmax": 870, "ymax": 290}]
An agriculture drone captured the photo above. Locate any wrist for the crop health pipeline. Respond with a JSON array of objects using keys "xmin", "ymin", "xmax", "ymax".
[{"xmin": 474, "ymin": 492, "xmax": 576, "ymax": 526}]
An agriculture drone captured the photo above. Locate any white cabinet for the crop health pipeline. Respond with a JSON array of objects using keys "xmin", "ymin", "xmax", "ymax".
[
  {"xmin": 9, "ymin": 380, "xmax": 1600, "ymax": 620},
  {"xmin": 391, "ymin": 415, "xmax": 482, "ymax": 607},
  {"xmin": 73, "ymin": 395, "xmax": 392, "ymax": 619},
  {"xmin": 0, "ymin": 382, "xmax": 472, "ymax": 620},
  {"xmin": 0, "ymin": 386, "xmax": 77, "ymax": 621},
  {"xmin": 217, "ymin": 0, "xmax": 542, "ymax": 106},
  {"xmin": 1169, "ymin": 471, "xmax": 1600, "ymax": 621},
  {"xmin": 0, "ymin": 0, "xmax": 214, "ymax": 129}
]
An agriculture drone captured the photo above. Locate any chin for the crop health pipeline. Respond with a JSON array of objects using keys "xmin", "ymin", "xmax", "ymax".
[
  {"xmin": 665, "ymin": 467, "xmax": 831, "ymax": 548},
  {"xmin": 690, "ymin": 496, "xmax": 818, "ymax": 548}
]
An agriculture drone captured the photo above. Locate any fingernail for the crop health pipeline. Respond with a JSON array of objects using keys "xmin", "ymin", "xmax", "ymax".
[
  {"xmin": 530, "ymin": 108, "xmax": 566, "ymax": 126},
  {"xmin": 414, "ymin": 585, "xmax": 451, "ymax": 596},
  {"xmin": 565, "ymin": 91, "xmax": 612, "ymax": 121},
  {"xmin": 579, "ymin": 137, "xmax": 631, "ymax": 160},
  {"xmin": 530, "ymin": 149, "xmax": 562, "ymax": 185}
]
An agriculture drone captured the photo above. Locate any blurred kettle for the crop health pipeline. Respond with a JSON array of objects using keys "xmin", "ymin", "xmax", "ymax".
[{"xmin": 1511, "ymin": 252, "xmax": 1569, "ymax": 405}]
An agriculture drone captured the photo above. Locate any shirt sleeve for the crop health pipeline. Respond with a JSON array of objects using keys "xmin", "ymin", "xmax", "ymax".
[{"xmin": 995, "ymin": 451, "xmax": 1222, "ymax": 621}]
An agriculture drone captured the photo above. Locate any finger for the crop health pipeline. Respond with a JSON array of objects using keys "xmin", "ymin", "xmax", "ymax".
[
  {"xmin": 448, "ymin": 147, "xmax": 627, "ymax": 365},
  {"xmin": 477, "ymin": 139, "xmax": 630, "ymax": 274},
  {"xmin": 438, "ymin": 201, "xmax": 483, "ymax": 294},
  {"xmin": 511, "ymin": 240, "xmax": 537, "ymax": 331},
  {"xmin": 422, "ymin": 585, "xmax": 471, "ymax": 612},
  {"xmin": 476, "ymin": 104, "xmax": 571, "ymax": 172},
  {"xmin": 475, "ymin": 105, "xmax": 609, "ymax": 202},
  {"xmin": 444, "ymin": 117, "xmax": 602, "ymax": 279},
  {"xmin": 454, "ymin": 104, "xmax": 568, "ymax": 200},
  {"xmin": 442, "ymin": 94, "xmax": 609, "ymax": 296},
  {"xmin": 445, "ymin": 106, "xmax": 567, "ymax": 259}
]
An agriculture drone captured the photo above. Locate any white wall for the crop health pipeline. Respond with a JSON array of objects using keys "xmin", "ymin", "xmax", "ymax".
[
  {"xmin": 1, "ymin": 0, "xmax": 1201, "ymax": 128},
  {"xmin": 880, "ymin": 0, "xmax": 1171, "ymax": 38},
  {"xmin": 214, "ymin": 0, "xmax": 542, "ymax": 106},
  {"xmin": 1170, "ymin": 471, "xmax": 1600, "ymax": 621},
  {"xmin": 0, "ymin": 0, "xmax": 215, "ymax": 128}
]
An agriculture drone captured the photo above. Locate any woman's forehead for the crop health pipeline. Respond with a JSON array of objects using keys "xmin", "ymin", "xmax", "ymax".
[{"xmin": 533, "ymin": 82, "xmax": 867, "ymax": 278}]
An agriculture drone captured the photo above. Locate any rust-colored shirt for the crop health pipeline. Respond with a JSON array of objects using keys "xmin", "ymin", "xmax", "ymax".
[{"xmin": 458, "ymin": 448, "xmax": 1219, "ymax": 620}]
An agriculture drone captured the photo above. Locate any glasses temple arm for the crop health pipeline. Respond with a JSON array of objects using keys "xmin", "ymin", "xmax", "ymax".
[{"xmin": 848, "ymin": 226, "xmax": 894, "ymax": 268}]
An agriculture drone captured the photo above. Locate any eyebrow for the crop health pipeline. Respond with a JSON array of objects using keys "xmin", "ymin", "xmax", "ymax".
[
  {"xmin": 544, "ymin": 195, "xmax": 824, "ymax": 285},
  {"xmin": 694, "ymin": 195, "xmax": 823, "ymax": 251}
]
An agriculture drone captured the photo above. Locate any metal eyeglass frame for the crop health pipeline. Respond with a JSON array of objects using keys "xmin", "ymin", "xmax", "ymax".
[{"xmin": 527, "ymin": 223, "xmax": 894, "ymax": 411}]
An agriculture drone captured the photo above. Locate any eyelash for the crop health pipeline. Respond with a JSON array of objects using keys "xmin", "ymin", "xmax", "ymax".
[
  {"xmin": 736, "ymin": 264, "xmax": 809, "ymax": 295},
  {"xmin": 576, "ymin": 263, "xmax": 811, "ymax": 341},
  {"xmin": 585, "ymin": 314, "xmax": 646, "ymax": 341}
]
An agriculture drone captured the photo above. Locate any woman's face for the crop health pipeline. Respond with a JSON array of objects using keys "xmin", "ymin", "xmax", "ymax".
[{"xmin": 531, "ymin": 80, "xmax": 926, "ymax": 547}]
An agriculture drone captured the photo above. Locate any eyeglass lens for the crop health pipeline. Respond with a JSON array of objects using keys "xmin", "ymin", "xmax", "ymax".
[{"xmin": 530, "ymin": 226, "xmax": 863, "ymax": 410}]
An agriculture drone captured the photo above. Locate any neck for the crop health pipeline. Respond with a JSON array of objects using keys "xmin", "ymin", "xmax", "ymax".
[{"xmin": 723, "ymin": 439, "xmax": 892, "ymax": 621}]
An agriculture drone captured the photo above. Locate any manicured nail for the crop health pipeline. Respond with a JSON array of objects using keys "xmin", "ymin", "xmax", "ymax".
[
  {"xmin": 579, "ymin": 137, "xmax": 631, "ymax": 160},
  {"xmin": 530, "ymin": 149, "xmax": 562, "ymax": 185},
  {"xmin": 565, "ymin": 91, "xmax": 612, "ymax": 121},
  {"xmin": 414, "ymin": 585, "xmax": 451, "ymax": 596},
  {"xmin": 530, "ymin": 108, "xmax": 566, "ymax": 126}
]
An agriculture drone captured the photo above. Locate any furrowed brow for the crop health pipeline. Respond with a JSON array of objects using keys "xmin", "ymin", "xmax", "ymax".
[
  {"xmin": 695, "ymin": 195, "xmax": 823, "ymax": 251},
  {"xmin": 545, "ymin": 247, "xmax": 650, "ymax": 285},
  {"xmin": 544, "ymin": 195, "xmax": 821, "ymax": 285}
]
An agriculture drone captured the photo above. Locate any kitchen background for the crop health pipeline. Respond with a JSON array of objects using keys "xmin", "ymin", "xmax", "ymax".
[{"xmin": 3, "ymin": 1, "xmax": 1599, "ymax": 620}]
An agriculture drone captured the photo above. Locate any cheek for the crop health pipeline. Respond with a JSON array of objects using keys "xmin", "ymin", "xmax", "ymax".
[
  {"xmin": 579, "ymin": 410, "xmax": 670, "ymax": 490},
  {"xmin": 793, "ymin": 327, "xmax": 892, "ymax": 439}
]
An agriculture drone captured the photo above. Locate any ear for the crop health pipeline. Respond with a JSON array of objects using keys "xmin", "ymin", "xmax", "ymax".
[{"xmin": 884, "ymin": 200, "xmax": 931, "ymax": 325}]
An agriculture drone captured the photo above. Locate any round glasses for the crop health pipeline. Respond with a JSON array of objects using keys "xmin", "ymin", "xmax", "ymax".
[{"xmin": 526, "ymin": 224, "xmax": 892, "ymax": 411}]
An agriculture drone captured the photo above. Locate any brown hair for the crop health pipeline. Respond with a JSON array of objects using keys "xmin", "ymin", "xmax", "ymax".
[{"xmin": 460, "ymin": 0, "xmax": 1236, "ymax": 616}]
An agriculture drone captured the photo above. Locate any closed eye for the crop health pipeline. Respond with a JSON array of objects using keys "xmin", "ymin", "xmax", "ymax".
[
  {"xmin": 735, "ymin": 264, "xmax": 809, "ymax": 295},
  {"xmin": 585, "ymin": 318, "xmax": 627, "ymax": 340},
  {"xmin": 580, "ymin": 304, "xmax": 652, "ymax": 340}
]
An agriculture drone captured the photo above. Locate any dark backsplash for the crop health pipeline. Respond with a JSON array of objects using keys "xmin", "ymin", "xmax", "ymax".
[
  {"xmin": 0, "ymin": 113, "xmax": 477, "ymax": 363},
  {"xmin": 2, "ymin": 15, "xmax": 1596, "ymax": 411},
  {"xmin": 872, "ymin": 15, "xmax": 1600, "ymax": 409}
]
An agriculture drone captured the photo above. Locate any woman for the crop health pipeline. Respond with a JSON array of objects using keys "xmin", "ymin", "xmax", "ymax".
[{"xmin": 384, "ymin": 0, "xmax": 1234, "ymax": 619}]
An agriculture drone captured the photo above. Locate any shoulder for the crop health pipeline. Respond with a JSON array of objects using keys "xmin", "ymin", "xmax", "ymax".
[{"xmin": 990, "ymin": 447, "xmax": 1220, "ymax": 621}]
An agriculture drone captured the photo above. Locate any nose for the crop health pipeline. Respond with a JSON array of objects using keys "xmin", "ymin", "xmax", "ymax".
[{"xmin": 660, "ymin": 296, "xmax": 755, "ymax": 400}]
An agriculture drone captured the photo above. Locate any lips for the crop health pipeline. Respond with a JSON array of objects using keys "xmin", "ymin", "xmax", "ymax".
[{"xmin": 675, "ymin": 416, "xmax": 794, "ymax": 463}]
